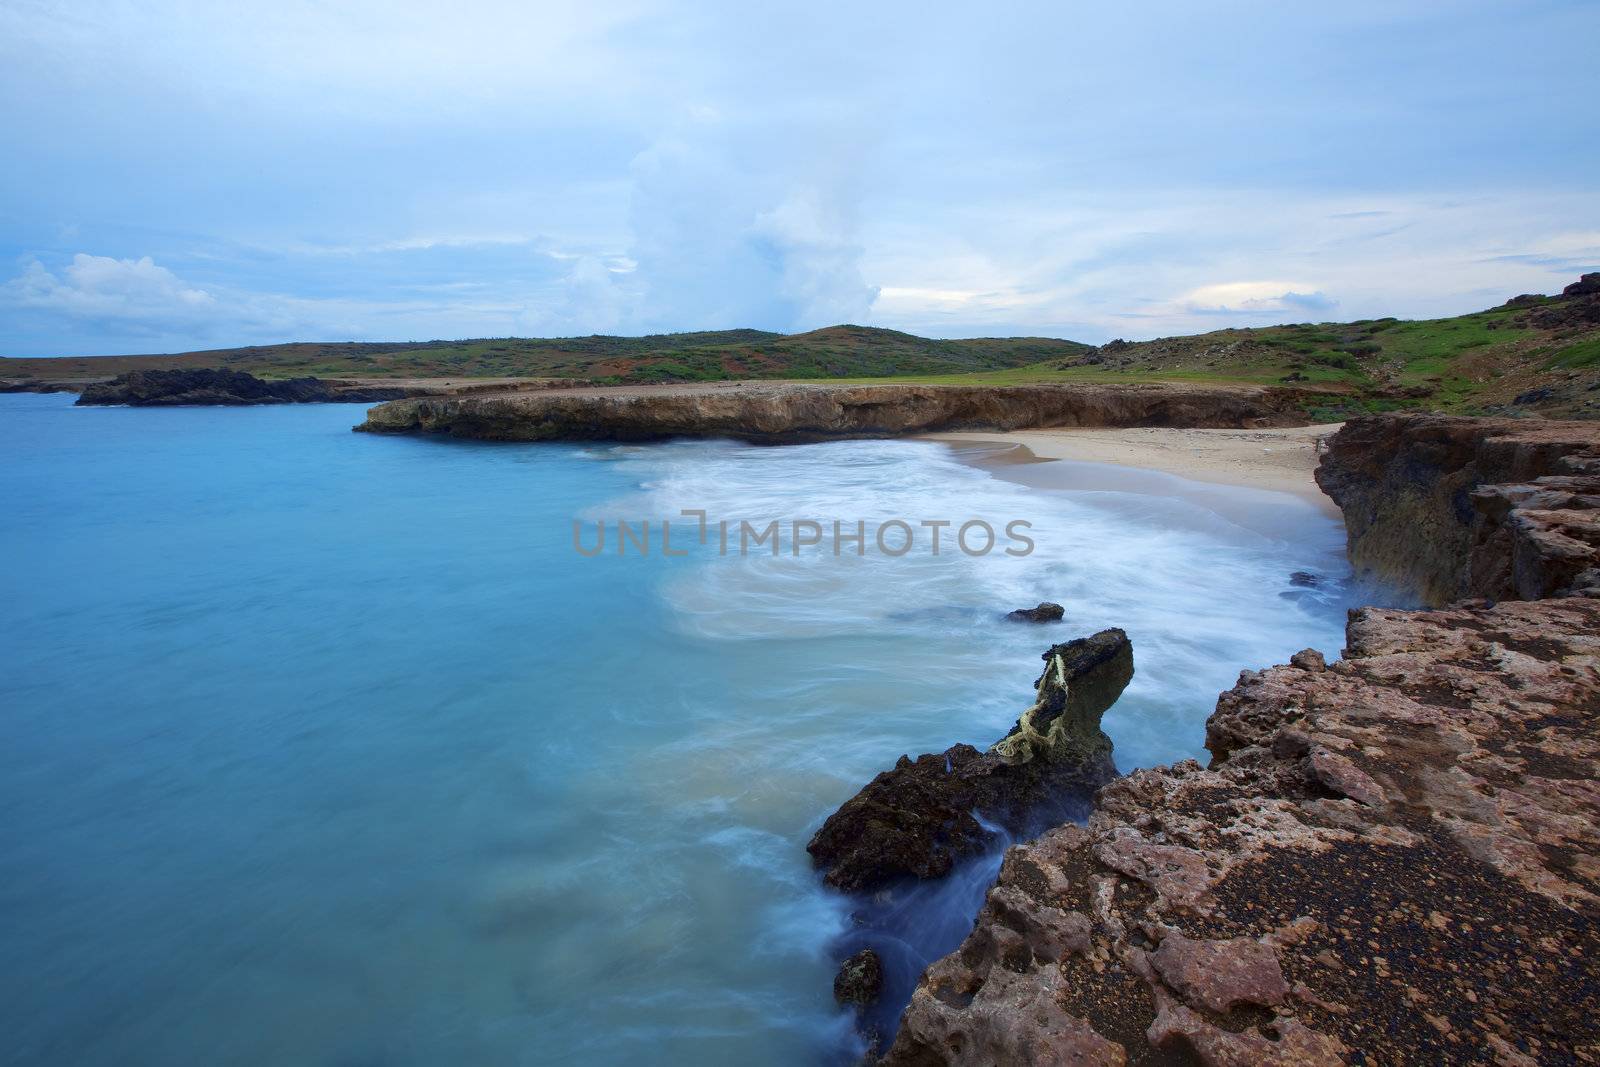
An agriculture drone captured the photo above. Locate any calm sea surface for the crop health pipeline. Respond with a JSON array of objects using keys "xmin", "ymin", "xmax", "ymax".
[{"xmin": 0, "ymin": 394, "xmax": 1367, "ymax": 1064}]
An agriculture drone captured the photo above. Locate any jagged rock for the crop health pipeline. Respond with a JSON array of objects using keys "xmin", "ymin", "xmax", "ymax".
[
  {"xmin": 1288, "ymin": 648, "xmax": 1326, "ymax": 672},
  {"xmin": 1526, "ymin": 292, "xmax": 1600, "ymax": 330},
  {"xmin": 1503, "ymin": 293, "xmax": 1545, "ymax": 308},
  {"xmin": 76, "ymin": 368, "xmax": 415, "ymax": 406},
  {"xmin": 354, "ymin": 381, "xmax": 1336, "ymax": 442},
  {"xmin": 886, "ymin": 598, "xmax": 1600, "ymax": 1064},
  {"xmin": 1563, "ymin": 272, "xmax": 1600, "ymax": 297},
  {"xmin": 1316, "ymin": 413, "xmax": 1600, "ymax": 605},
  {"xmin": 1005, "ymin": 602, "xmax": 1064, "ymax": 623},
  {"xmin": 1288, "ymin": 570, "xmax": 1321, "ymax": 587},
  {"xmin": 833, "ymin": 949, "xmax": 884, "ymax": 1007},
  {"xmin": 806, "ymin": 630, "xmax": 1133, "ymax": 892}
]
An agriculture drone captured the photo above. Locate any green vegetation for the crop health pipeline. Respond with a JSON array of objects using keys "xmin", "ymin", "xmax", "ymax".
[
  {"xmin": 5, "ymin": 288, "xmax": 1596, "ymax": 419},
  {"xmin": 0, "ymin": 325, "xmax": 1089, "ymax": 385}
]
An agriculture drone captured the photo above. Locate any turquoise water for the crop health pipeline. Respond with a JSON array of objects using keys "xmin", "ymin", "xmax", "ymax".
[{"xmin": 0, "ymin": 394, "xmax": 1364, "ymax": 1064}]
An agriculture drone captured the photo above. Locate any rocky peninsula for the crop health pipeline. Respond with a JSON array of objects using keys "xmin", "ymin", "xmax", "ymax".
[
  {"xmin": 875, "ymin": 413, "xmax": 1600, "ymax": 1064},
  {"xmin": 353, "ymin": 381, "xmax": 1334, "ymax": 442}
]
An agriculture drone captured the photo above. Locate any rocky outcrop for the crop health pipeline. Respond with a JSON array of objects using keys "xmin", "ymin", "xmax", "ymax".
[
  {"xmin": 880, "ymin": 413, "xmax": 1600, "ymax": 1065},
  {"xmin": 886, "ymin": 598, "xmax": 1600, "ymax": 1065},
  {"xmin": 808, "ymin": 630, "xmax": 1133, "ymax": 893},
  {"xmin": 76, "ymin": 368, "xmax": 417, "ymax": 406},
  {"xmin": 355, "ymin": 382, "xmax": 1332, "ymax": 442},
  {"xmin": 1006, "ymin": 602, "xmax": 1065, "ymax": 623},
  {"xmin": 1316, "ymin": 414, "xmax": 1600, "ymax": 605},
  {"xmin": 835, "ymin": 949, "xmax": 885, "ymax": 1007}
]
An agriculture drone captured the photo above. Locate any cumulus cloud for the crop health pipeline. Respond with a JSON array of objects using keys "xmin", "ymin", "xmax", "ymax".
[
  {"xmin": 6, "ymin": 254, "xmax": 217, "ymax": 330},
  {"xmin": 614, "ymin": 113, "xmax": 878, "ymax": 333}
]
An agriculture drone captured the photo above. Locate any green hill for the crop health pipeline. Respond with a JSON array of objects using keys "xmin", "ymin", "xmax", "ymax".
[
  {"xmin": 0, "ymin": 326, "xmax": 1091, "ymax": 385},
  {"xmin": 5, "ymin": 274, "xmax": 1597, "ymax": 418}
]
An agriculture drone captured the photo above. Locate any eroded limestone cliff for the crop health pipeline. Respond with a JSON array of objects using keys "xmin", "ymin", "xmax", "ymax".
[
  {"xmin": 1316, "ymin": 414, "xmax": 1600, "ymax": 605},
  {"xmin": 355, "ymin": 382, "xmax": 1331, "ymax": 442},
  {"xmin": 884, "ymin": 414, "xmax": 1600, "ymax": 1065}
]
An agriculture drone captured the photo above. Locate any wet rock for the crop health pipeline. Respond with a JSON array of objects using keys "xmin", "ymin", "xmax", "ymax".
[
  {"xmin": 1005, "ymin": 601, "xmax": 1064, "ymax": 623},
  {"xmin": 1289, "ymin": 570, "xmax": 1321, "ymax": 587},
  {"xmin": 832, "ymin": 948, "xmax": 883, "ymax": 1007},
  {"xmin": 887, "ymin": 597, "xmax": 1600, "ymax": 1065},
  {"xmin": 807, "ymin": 630, "xmax": 1133, "ymax": 892}
]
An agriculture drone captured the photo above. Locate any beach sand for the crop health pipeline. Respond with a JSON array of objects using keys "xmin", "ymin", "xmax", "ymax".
[{"xmin": 922, "ymin": 424, "xmax": 1343, "ymax": 517}]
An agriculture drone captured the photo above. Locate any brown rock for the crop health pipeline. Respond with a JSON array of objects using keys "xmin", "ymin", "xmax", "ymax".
[
  {"xmin": 885, "ymin": 597, "xmax": 1600, "ymax": 1064},
  {"xmin": 1315, "ymin": 414, "xmax": 1600, "ymax": 605},
  {"xmin": 1289, "ymin": 648, "xmax": 1327, "ymax": 672},
  {"xmin": 807, "ymin": 630, "xmax": 1133, "ymax": 892},
  {"xmin": 355, "ymin": 381, "xmax": 1337, "ymax": 442},
  {"xmin": 1006, "ymin": 601, "xmax": 1065, "ymax": 623},
  {"xmin": 1149, "ymin": 931, "xmax": 1290, "ymax": 1014}
]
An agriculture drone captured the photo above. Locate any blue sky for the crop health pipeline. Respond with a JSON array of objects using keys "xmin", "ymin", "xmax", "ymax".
[{"xmin": 2, "ymin": 0, "xmax": 1597, "ymax": 356}]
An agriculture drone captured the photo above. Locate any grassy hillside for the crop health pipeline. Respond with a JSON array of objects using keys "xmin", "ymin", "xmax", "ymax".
[
  {"xmin": 5, "ymin": 281, "xmax": 1597, "ymax": 418},
  {"xmin": 0, "ymin": 326, "xmax": 1091, "ymax": 385},
  {"xmin": 1008, "ymin": 292, "xmax": 1600, "ymax": 419}
]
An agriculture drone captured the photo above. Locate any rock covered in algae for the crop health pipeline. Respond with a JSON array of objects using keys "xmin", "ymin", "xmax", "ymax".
[
  {"xmin": 806, "ymin": 629, "xmax": 1133, "ymax": 893},
  {"xmin": 1005, "ymin": 601, "xmax": 1065, "ymax": 623}
]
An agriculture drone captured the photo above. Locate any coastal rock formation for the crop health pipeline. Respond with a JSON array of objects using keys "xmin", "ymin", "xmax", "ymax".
[
  {"xmin": 1006, "ymin": 602, "xmax": 1065, "ymax": 623},
  {"xmin": 355, "ymin": 382, "xmax": 1331, "ymax": 442},
  {"xmin": 886, "ymin": 597, "xmax": 1600, "ymax": 1065},
  {"xmin": 1316, "ymin": 414, "xmax": 1600, "ymax": 605},
  {"xmin": 76, "ymin": 368, "xmax": 416, "ymax": 406},
  {"xmin": 834, "ymin": 949, "xmax": 885, "ymax": 1007},
  {"xmin": 808, "ymin": 629, "xmax": 1133, "ymax": 893},
  {"xmin": 883, "ymin": 413, "xmax": 1600, "ymax": 1064}
]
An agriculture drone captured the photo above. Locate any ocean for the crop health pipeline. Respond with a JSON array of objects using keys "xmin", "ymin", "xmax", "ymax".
[{"xmin": 0, "ymin": 393, "xmax": 1366, "ymax": 1064}]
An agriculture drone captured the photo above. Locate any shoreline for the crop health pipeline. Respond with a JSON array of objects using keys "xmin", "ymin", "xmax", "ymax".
[{"xmin": 921, "ymin": 424, "xmax": 1343, "ymax": 517}]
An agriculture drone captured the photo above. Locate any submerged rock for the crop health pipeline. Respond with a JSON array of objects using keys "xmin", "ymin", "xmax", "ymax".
[
  {"xmin": 1005, "ymin": 601, "xmax": 1064, "ymax": 623},
  {"xmin": 806, "ymin": 629, "xmax": 1133, "ymax": 893},
  {"xmin": 833, "ymin": 948, "xmax": 884, "ymax": 1007},
  {"xmin": 76, "ymin": 368, "xmax": 413, "ymax": 406}
]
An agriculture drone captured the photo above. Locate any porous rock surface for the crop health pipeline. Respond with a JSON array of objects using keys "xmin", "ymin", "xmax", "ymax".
[
  {"xmin": 355, "ymin": 382, "xmax": 1330, "ymax": 442},
  {"xmin": 808, "ymin": 630, "xmax": 1134, "ymax": 893},
  {"xmin": 886, "ymin": 413, "xmax": 1600, "ymax": 1065}
]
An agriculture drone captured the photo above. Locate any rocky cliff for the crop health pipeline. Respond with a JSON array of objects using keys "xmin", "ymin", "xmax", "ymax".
[
  {"xmin": 809, "ymin": 630, "xmax": 1134, "ymax": 893},
  {"xmin": 76, "ymin": 368, "xmax": 419, "ymax": 405},
  {"xmin": 354, "ymin": 382, "xmax": 1331, "ymax": 442},
  {"xmin": 1316, "ymin": 414, "xmax": 1600, "ymax": 605},
  {"xmin": 883, "ymin": 413, "xmax": 1600, "ymax": 1065}
]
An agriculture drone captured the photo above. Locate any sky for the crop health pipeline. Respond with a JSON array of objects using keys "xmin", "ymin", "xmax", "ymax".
[{"xmin": 1, "ymin": 0, "xmax": 1597, "ymax": 356}]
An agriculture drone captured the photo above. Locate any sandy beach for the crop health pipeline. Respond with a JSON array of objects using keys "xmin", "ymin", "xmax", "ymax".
[{"xmin": 922, "ymin": 424, "xmax": 1343, "ymax": 516}]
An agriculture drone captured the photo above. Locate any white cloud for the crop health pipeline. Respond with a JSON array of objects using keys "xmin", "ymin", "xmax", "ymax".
[
  {"xmin": 6, "ymin": 255, "xmax": 217, "ymax": 328},
  {"xmin": 575, "ymin": 112, "xmax": 880, "ymax": 334},
  {"xmin": 1179, "ymin": 282, "xmax": 1336, "ymax": 316}
]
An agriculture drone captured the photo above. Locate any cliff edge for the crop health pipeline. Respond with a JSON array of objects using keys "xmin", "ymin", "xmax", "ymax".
[
  {"xmin": 886, "ymin": 414, "xmax": 1600, "ymax": 1065},
  {"xmin": 354, "ymin": 381, "xmax": 1334, "ymax": 442}
]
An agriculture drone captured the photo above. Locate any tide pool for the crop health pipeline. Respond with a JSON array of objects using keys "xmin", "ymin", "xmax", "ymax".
[{"xmin": 0, "ymin": 394, "xmax": 1368, "ymax": 1064}]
